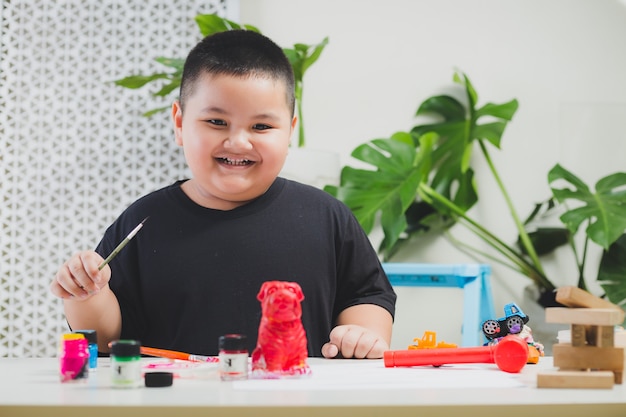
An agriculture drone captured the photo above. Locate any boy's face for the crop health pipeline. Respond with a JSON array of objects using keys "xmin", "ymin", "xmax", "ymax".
[{"xmin": 173, "ymin": 73, "xmax": 296, "ymax": 210}]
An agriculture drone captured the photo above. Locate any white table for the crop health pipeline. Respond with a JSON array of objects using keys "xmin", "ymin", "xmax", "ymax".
[{"xmin": 1, "ymin": 357, "xmax": 625, "ymax": 417}]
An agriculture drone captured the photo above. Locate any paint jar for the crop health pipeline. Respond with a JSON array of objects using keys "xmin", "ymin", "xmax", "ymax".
[
  {"xmin": 218, "ymin": 334, "xmax": 248, "ymax": 381},
  {"xmin": 59, "ymin": 333, "xmax": 89, "ymax": 383},
  {"xmin": 74, "ymin": 330, "xmax": 98, "ymax": 371},
  {"xmin": 110, "ymin": 340, "xmax": 142, "ymax": 388}
]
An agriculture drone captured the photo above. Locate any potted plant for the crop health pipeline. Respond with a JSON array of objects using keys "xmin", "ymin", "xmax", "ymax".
[
  {"xmin": 113, "ymin": 13, "xmax": 328, "ymax": 149},
  {"xmin": 325, "ymin": 70, "xmax": 626, "ymax": 320}
]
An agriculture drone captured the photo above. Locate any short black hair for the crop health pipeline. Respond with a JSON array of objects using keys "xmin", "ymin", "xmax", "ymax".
[{"xmin": 179, "ymin": 30, "xmax": 295, "ymax": 116}]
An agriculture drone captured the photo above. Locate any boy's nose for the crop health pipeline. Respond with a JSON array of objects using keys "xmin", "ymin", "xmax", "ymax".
[{"xmin": 224, "ymin": 130, "xmax": 253, "ymax": 150}]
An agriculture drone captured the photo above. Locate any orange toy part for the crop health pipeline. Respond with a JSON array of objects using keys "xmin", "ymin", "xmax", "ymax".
[
  {"xmin": 251, "ymin": 281, "xmax": 310, "ymax": 377},
  {"xmin": 408, "ymin": 331, "xmax": 457, "ymax": 349},
  {"xmin": 527, "ymin": 344, "xmax": 540, "ymax": 364}
]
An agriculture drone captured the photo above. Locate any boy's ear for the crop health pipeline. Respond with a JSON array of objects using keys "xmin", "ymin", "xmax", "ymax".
[
  {"xmin": 290, "ymin": 115, "xmax": 298, "ymax": 145},
  {"xmin": 291, "ymin": 115, "xmax": 298, "ymax": 132},
  {"xmin": 172, "ymin": 100, "xmax": 183, "ymax": 146}
]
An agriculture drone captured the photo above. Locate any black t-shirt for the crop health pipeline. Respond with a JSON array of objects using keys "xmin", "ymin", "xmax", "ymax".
[{"xmin": 96, "ymin": 177, "xmax": 396, "ymax": 357}]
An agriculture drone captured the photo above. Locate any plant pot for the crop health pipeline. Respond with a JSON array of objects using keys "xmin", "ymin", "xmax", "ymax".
[
  {"xmin": 280, "ymin": 148, "xmax": 340, "ymax": 189},
  {"xmin": 522, "ymin": 285, "xmax": 569, "ymax": 356}
]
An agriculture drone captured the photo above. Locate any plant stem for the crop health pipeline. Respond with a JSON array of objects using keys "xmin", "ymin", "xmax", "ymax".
[
  {"xmin": 477, "ymin": 140, "xmax": 546, "ymax": 276},
  {"xmin": 419, "ymin": 183, "xmax": 555, "ymax": 291},
  {"xmin": 574, "ymin": 222, "xmax": 591, "ymax": 291},
  {"xmin": 444, "ymin": 229, "xmax": 533, "ymax": 276},
  {"xmin": 578, "ymin": 236, "xmax": 589, "ymax": 291},
  {"xmin": 295, "ymin": 82, "xmax": 305, "ymax": 147}
]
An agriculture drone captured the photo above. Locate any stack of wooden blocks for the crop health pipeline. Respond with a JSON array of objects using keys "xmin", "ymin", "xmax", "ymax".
[{"xmin": 537, "ymin": 286, "xmax": 625, "ymax": 389}]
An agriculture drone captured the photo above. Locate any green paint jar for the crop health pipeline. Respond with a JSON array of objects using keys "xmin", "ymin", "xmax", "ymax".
[{"xmin": 110, "ymin": 340, "xmax": 142, "ymax": 388}]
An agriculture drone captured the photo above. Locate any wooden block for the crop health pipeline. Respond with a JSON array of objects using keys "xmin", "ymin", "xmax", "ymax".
[
  {"xmin": 556, "ymin": 286, "xmax": 622, "ymax": 310},
  {"xmin": 553, "ymin": 344, "xmax": 624, "ymax": 371},
  {"xmin": 537, "ymin": 370, "xmax": 615, "ymax": 389},
  {"xmin": 571, "ymin": 325, "xmax": 616, "ymax": 347},
  {"xmin": 614, "ymin": 371, "xmax": 623, "ymax": 384},
  {"xmin": 545, "ymin": 307, "xmax": 625, "ymax": 326},
  {"xmin": 587, "ymin": 325, "xmax": 615, "ymax": 348},
  {"xmin": 571, "ymin": 324, "xmax": 587, "ymax": 347}
]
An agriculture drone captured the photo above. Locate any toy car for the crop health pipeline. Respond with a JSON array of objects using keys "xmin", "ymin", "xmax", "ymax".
[{"xmin": 482, "ymin": 303, "xmax": 529, "ymax": 340}]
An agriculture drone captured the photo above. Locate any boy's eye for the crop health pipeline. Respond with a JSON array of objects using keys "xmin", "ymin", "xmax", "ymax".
[
  {"xmin": 253, "ymin": 123, "xmax": 272, "ymax": 131},
  {"xmin": 206, "ymin": 119, "xmax": 226, "ymax": 126}
]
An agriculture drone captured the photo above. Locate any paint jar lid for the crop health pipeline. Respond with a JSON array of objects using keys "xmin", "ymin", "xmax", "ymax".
[
  {"xmin": 74, "ymin": 330, "xmax": 97, "ymax": 344},
  {"xmin": 145, "ymin": 372, "xmax": 173, "ymax": 387},
  {"xmin": 110, "ymin": 340, "xmax": 141, "ymax": 357},
  {"xmin": 62, "ymin": 337, "xmax": 88, "ymax": 353},
  {"xmin": 62, "ymin": 333, "xmax": 85, "ymax": 341},
  {"xmin": 219, "ymin": 334, "xmax": 247, "ymax": 351}
]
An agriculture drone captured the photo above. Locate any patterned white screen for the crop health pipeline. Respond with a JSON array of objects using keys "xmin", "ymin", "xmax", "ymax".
[{"xmin": 0, "ymin": 0, "xmax": 234, "ymax": 357}]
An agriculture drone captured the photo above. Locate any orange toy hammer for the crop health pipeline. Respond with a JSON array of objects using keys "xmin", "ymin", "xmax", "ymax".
[{"xmin": 384, "ymin": 335, "xmax": 529, "ymax": 373}]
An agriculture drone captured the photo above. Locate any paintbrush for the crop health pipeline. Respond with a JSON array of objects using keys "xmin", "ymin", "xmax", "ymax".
[
  {"xmin": 105, "ymin": 342, "xmax": 219, "ymax": 362},
  {"xmin": 98, "ymin": 217, "xmax": 149, "ymax": 270},
  {"xmin": 140, "ymin": 346, "xmax": 219, "ymax": 363}
]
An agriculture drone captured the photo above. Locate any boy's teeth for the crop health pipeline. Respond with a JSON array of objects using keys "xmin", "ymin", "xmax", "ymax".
[{"xmin": 221, "ymin": 157, "xmax": 251, "ymax": 166}]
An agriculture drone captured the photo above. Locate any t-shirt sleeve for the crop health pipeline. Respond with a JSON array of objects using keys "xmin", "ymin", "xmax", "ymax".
[{"xmin": 333, "ymin": 205, "xmax": 397, "ymax": 321}]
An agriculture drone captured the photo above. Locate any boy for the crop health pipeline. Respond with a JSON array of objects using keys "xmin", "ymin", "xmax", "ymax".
[{"xmin": 50, "ymin": 30, "xmax": 396, "ymax": 359}]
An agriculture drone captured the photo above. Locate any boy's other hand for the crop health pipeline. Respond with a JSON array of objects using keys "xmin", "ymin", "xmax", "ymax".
[
  {"xmin": 321, "ymin": 324, "xmax": 389, "ymax": 359},
  {"xmin": 50, "ymin": 251, "xmax": 110, "ymax": 300}
]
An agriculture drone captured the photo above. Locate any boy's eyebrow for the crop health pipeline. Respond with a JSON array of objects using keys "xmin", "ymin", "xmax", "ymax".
[
  {"xmin": 199, "ymin": 106, "xmax": 282, "ymax": 121},
  {"xmin": 200, "ymin": 106, "xmax": 227, "ymax": 114}
]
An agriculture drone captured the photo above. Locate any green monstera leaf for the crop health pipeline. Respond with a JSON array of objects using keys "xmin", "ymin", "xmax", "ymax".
[
  {"xmin": 411, "ymin": 71, "xmax": 518, "ymax": 214},
  {"xmin": 548, "ymin": 164, "xmax": 626, "ymax": 250},
  {"xmin": 331, "ymin": 71, "xmax": 522, "ymax": 260},
  {"xmin": 598, "ymin": 234, "xmax": 626, "ymax": 315},
  {"xmin": 327, "ymin": 132, "xmax": 436, "ymax": 257},
  {"xmin": 194, "ymin": 13, "xmax": 260, "ymax": 35},
  {"xmin": 519, "ymin": 199, "xmax": 570, "ymax": 256},
  {"xmin": 113, "ymin": 58, "xmax": 183, "ymax": 97}
]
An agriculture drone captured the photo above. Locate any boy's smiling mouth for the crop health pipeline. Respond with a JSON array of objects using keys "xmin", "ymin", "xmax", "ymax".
[{"xmin": 216, "ymin": 157, "xmax": 255, "ymax": 166}]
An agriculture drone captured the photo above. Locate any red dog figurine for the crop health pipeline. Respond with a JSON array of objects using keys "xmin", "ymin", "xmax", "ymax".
[{"xmin": 251, "ymin": 281, "xmax": 310, "ymax": 377}]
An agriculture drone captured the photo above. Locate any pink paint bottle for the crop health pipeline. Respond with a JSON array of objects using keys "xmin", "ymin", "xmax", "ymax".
[{"xmin": 59, "ymin": 333, "xmax": 89, "ymax": 382}]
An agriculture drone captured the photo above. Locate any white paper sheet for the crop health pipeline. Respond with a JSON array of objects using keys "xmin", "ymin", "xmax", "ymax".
[{"xmin": 233, "ymin": 359, "xmax": 527, "ymax": 391}]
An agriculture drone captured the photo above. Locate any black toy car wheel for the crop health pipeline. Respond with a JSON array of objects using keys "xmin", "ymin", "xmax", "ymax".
[
  {"xmin": 482, "ymin": 320, "xmax": 501, "ymax": 339},
  {"xmin": 506, "ymin": 315, "xmax": 525, "ymax": 334}
]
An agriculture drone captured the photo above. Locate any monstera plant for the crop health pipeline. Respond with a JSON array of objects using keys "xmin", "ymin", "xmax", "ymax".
[
  {"xmin": 326, "ymin": 70, "xmax": 626, "ymax": 314},
  {"xmin": 113, "ymin": 13, "xmax": 328, "ymax": 148}
]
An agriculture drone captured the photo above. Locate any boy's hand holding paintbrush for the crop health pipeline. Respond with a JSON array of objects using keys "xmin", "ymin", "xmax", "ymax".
[
  {"xmin": 51, "ymin": 217, "xmax": 148, "ymax": 300},
  {"xmin": 50, "ymin": 218, "xmax": 148, "ymax": 352}
]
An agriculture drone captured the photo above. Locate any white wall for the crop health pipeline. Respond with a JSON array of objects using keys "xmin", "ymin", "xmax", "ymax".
[{"xmin": 239, "ymin": 0, "xmax": 626, "ymax": 348}]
